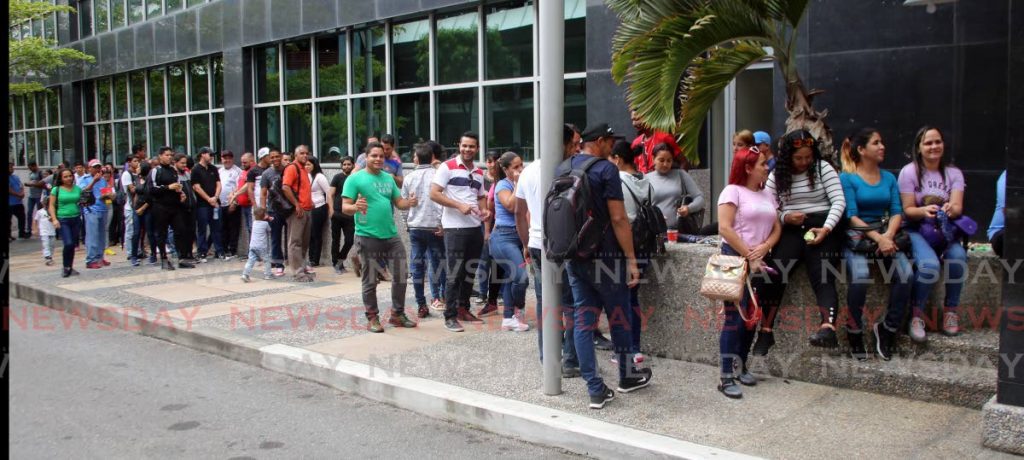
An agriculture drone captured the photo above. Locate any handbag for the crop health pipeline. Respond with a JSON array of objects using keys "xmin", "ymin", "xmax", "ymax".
[
  {"xmin": 700, "ymin": 242, "xmax": 749, "ymax": 302},
  {"xmin": 845, "ymin": 216, "xmax": 910, "ymax": 254},
  {"xmin": 78, "ymin": 187, "xmax": 96, "ymax": 208}
]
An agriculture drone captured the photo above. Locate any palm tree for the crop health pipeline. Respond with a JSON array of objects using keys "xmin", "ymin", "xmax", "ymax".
[{"xmin": 609, "ymin": 0, "xmax": 832, "ymax": 166}]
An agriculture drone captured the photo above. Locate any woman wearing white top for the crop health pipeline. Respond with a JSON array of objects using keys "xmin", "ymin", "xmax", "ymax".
[{"xmin": 307, "ymin": 157, "xmax": 333, "ymax": 266}]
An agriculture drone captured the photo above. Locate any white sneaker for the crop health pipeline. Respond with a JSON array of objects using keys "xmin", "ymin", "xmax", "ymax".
[
  {"xmin": 241, "ymin": 274, "xmax": 251, "ymax": 283},
  {"xmin": 909, "ymin": 317, "xmax": 927, "ymax": 343},
  {"xmin": 502, "ymin": 315, "xmax": 530, "ymax": 332}
]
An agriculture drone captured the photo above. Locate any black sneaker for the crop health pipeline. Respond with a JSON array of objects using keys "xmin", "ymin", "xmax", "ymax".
[
  {"xmin": 594, "ymin": 333, "xmax": 614, "ymax": 351},
  {"xmin": 561, "ymin": 367, "xmax": 581, "ymax": 378},
  {"xmin": 162, "ymin": 259, "xmax": 176, "ymax": 271},
  {"xmin": 617, "ymin": 368, "xmax": 653, "ymax": 393},
  {"xmin": 444, "ymin": 318, "xmax": 464, "ymax": 332},
  {"xmin": 751, "ymin": 330, "xmax": 775, "ymax": 356},
  {"xmin": 589, "ymin": 385, "xmax": 615, "ymax": 409},
  {"xmin": 847, "ymin": 330, "xmax": 867, "ymax": 361},
  {"xmin": 809, "ymin": 326, "xmax": 839, "ymax": 348},
  {"xmin": 874, "ymin": 322, "xmax": 896, "ymax": 361},
  {"xmin": 178, "ymin": 261, "xmax": 196, "ymax": 269}
]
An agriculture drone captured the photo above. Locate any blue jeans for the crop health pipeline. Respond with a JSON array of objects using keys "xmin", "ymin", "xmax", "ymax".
[
  {"xmin": 25, "ymin": 197, "xmax": 40, "ymax": 233},
  {"xmin": 844, "ymin": 247, "xmax": 913, "ymax": 332},
  {"xmin": 124, "ymin": 206, "xmax": 141, "ymax": 260},
  {"xmin": 195, "ymin": 206, "xmax": 224, "ymax": 257},
  {"xmin": 243, "ymin": 246, "xmax": 272, "ymax": 278},
  {"xmin": 241, "ymin": 205, "xmax": 253, "ymax": 238},
  {"xmin": 567, "ymin": 258, "xmax": 632, "ymax": 396},
  {"xmin": 58, "ymin": 216, "xmax": 81, "ymax": 269},
  {"xmin": 270, "ymin": 212, "xmax": 286, "ymax": 268},
  {"xmin": 409, "ymin": 229, "xmax": 446, "ymax": 307},
  {"xmin": 719, "ymin": 244, "xmax": 757, "ymax": 377},
  {"xmin": 908, "ymin": 231, "xmax": 967, "ymax": 317},
  {"xmin": 530, "ymin": 248, "xmax": 578, "ymax": 369},
  {"xmin": 489, "ymin": 226, "xmax": 528, "ymax": 318},
  {"xmin": 84, "ymin": 211, "xmax": 107, "ymax": 264}
]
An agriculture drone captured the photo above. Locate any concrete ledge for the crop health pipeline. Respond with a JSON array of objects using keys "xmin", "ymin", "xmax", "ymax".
[{"xmin": 982, "ymin": 396, "xmax": 1024, "ymax": 455}]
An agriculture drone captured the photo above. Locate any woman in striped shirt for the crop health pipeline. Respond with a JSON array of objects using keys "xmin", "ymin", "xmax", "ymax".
[{"xmin": 756, "ymin": 130, "xmax": 847, "ymax": 355}]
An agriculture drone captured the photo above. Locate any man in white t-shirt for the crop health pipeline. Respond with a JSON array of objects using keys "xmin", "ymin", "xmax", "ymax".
[
  {"xmin": 514, "ymin": 123, "xmax": 582, "ymax": 377},
  {"xmin": 218, "ymin": 150, "xmax": 243, "ymax": 259}
]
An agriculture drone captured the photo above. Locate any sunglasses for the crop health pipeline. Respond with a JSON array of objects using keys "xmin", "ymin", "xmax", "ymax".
[{"xmin": 789, "ymin": 137, "xmax": 816, "ymax": 148}]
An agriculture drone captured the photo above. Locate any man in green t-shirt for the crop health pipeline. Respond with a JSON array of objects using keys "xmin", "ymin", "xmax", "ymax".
[{"xmin": 342, "ymin": 142, "xmax": 419, "ymax": 333}]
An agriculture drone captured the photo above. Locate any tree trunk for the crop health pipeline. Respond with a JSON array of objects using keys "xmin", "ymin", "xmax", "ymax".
[{"xmin": 784, "ymin": 77, "xmax": 836, "ymax": 165}]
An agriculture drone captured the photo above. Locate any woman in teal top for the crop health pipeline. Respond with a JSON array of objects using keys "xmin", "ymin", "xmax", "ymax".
[
  {"xmin": 48, "ymin": 168, "xmax": 83, "ymax": 277},
  {"xmin": 839, "ymin": 128, "xmax": 912, "ymax": 362}
]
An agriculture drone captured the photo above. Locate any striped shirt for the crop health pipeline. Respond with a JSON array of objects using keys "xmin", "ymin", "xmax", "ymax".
[
  {"xmin": 765, "ymin": 160, "xmax": 846, "ymax": 230},
  {"xmin": 431, "ymin": 157, "xmax": 485, "ymax": 229}
]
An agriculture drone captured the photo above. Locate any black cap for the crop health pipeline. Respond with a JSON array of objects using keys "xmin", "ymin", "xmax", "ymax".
[
  {"xmin": 197, "ymin": 146, "xmax": 214, "ymax": 156},
  {"xmin": 580, "ymin": 123, "xmax": 625, "ymax": 143}
]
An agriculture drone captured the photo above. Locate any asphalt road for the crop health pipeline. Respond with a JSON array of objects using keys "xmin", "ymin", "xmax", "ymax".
[{"xmin": 8, "ymin": 298, "xmax": 581, "ymax": 459}]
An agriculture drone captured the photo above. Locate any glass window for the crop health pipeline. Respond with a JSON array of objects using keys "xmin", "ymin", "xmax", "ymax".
[
  {"xmin": 128, "ymin": 0, "xmax": 143, "ymax": 24},
  {"xmin": 8, "ymin": 101, "xmax": 14, "ymax": 132},
  {"xmin": 99, "ymin": 123, "xmax": 114, "ymax": 164},
  {"xmin": 35, "ymin": 93, "xmax": 46, "ymax": 127},
  {"xmin": 283, "ymin": 39, "xmax": 312, "ymax": 101},
  {"xmin": 166, "ymin": 0, "xmax": 183, "ymax": 13},
  {"xmin": 284, "ymin": 104, "xmax": 313, "ymax": 151},
  {"xmin": 316, "ymin": 100, "xmax": 348, "ymax": 163},
  {"xmin": 146, "ymin": 0, "xmax": 162, "ymax": 19},
  {"xmin": 565, "ymin": 0, "xmax": 586, "ymax": 73},
  {"xmin": 316, "ymin": 34, "xmax": 346, "ymax": 97},
  {"xmin": 26, "ymin": 132, "xmax": 37, "ymax": 166},
  {"xmin": 111, "ymin": 0, "xmax": 125, "ymax": 30},
  {"xmin": 564, "ymin": 78, "xmax": 586, "ymax": 130},
  {"xmin": 189, "ymin": 60, "xmax": 209, "ymax": 111},
  {"xmin": 211, "ymin": 56, "xmax": 223, "ymax": 108},
  {"xmin": 79, "ymin": 0, "xmax": 93, "ymax": 38},
  {"xmin": 130, "ymin": 71, "xmax": 146, "ymax": 117},
  {"xmin": 485, "ymin": 1, "xmax": 533, "ymax": 80},
  {"xmin": 256, "ymin": 107, "xmax": 281, "ymax": 150},
  {"xmin": 167, "ymin": 64, "xmax": 186, "ymax": 114},
  {"xmin": 391, "ymin": 18, "xmax": 429, "ymax": 89},
  {"xmin": 437, "ymin": 88, "xmax": 478, "ymax": 151},
  {"xmin": 352, "ymin": 96, "xmax": 384, "ymax": 149},
  {"xmin": 25, "ymin": 95, "xmax": 37, "ymax": 129},
  {"xmin": 351, "ymin": 26, "xmax": 385, "ymax": 94},
  {"xmin": 97, "ymin": 78, "xmax": 112, "ymax": 121},
  {"xmin": 13, "ymin": 133, "xmax": 25, "ymax": 166},
  {"xmin": 392, "ymin": 92, "xmax": 429, "ymax": 162},
  {"xmin": 485, "ymin": 83, "xmax": 533, "ymax": 161},
  {"xmin": 131, "ymin": 121, "xmax": 146, "ymax": 151},
  {"xmin": 32, "ymin": 18, "xmax": 43, "ymax": 38},
  {"xmin": 47, "ymin": 90, "xmax": 61, "ymax": 126},
  {"xmin": 84, "ymin": 125, "xmax": 97, "ymax": 159},
  {"xmin": 212, "ymin": 112, "xmax": 224, "ymax": 153},
  {"xmin": 94, "ymin": 0, "xmax": 109, "ymax": 34},
  {"xmin": 83, "ymin": 80, "xmax": 96, "ymax": 122},
  {"xmin": 114, "ymin": 122, "xmax": 129, "ymax": 165},
  {"xmin": 148, "ymin": 68, "xmax": 165, "ymax": 115},
  {"xmin": 11, "ymin": 98, "xmax": 21, "ymax": 131},
  {"xmin": 148, "ymin": 118, "xmax": 165, "ymax": 156},
  {"xmin": 48, "ymin": 129, "xmax": 62, "ymax": 166},
  {"xmin": 187, "ymin": 0, "xmax": 204, "ymax": 6},
  {"xmin": 436, "ymin": 10, "xmax": 479, "ymax": 85},
  {"xmin": 46, "ymin": 13, "xmax": 57, "ymax": 41},
  {"xmin": 190, "ymin": 114, "xmax": 210, "ymax": 154},
  {"xmin": 255, "ymin": 45, "xmax": 280, "ymax": 103},
  {"xmin": 113, "ymin": 75, "xmax": 128, "ymax": 119},
  {"xmin": 169, "ymin": 116, "xmax": 187, "ymax": 153}
]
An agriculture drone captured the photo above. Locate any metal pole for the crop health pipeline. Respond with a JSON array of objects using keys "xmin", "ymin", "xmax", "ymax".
[{"xmin": 539, "ymin": 0, "xmax": 565, "ymax": 396}]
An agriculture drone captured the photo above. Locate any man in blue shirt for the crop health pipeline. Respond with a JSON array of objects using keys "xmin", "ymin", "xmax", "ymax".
[
  {"xmin": 560, "ymin": 123, "xmax": 653, "ymax": 410},
  {"xmin": 78, "ymin": 159, "xmax": 116, "ymax": 269},
  {"xmin": 8, "ymin": 162, "xmax": 28, "ymax": 240}
]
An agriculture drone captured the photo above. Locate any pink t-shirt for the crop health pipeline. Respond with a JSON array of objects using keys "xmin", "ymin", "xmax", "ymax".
[
  {"xmin": 717, "ymin": 185, "xmax": 778, "ymax": 248},
  {"xmin": 897, "ymin": 163, "xmax": 965, "ymax": 206}
]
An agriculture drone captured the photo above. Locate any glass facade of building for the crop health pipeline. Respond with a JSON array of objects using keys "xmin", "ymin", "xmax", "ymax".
[{"xmin": 9, "ymin": 90, "xmax": 64, "ymax": 167}]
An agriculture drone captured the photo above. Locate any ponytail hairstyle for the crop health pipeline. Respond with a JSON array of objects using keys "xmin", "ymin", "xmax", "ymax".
[
  {"xmin": 910, "ymin": 125, "xmax": 950, "ymax": 192},
  {"xmin": 840, "ymin": 127, "xmax": 879, "ymax": 173},
  {"xmin": 774, "ymin": 129, "xmax": 823, "ymax": 200},
  {"xmin": 495, "ymin": 151, "xmax": 520, "ymax": 181},
  {"xmin": 611, "ymin": 140, "xmax": 637, "ymax": 165}
]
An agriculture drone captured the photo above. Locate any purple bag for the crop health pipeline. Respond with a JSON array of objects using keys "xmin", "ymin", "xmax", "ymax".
[{"xmin": 952, "ymin": 215, "xmax": 978, "ymax": 237}]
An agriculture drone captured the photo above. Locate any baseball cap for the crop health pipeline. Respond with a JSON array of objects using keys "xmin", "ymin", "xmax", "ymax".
[
  {"xmin": 753, "ymin": 131, "xmax": 771, "ymax": 145},
  {"xmin": 88, "ymin": 159, "xmax": 101, "ymax": 168},
  {"xmin": 220, "ymin": 150, "xmax": 234, "ymax": 159},
  {"xmin": 580, "ymin": 123, "xmax": 625, "ymax": 143},
  {"xmin": 257, "ymin": 147, "xmax": 270, "ymax": 160},
  {"xmin": 328, "ymin": 146, "xmax": 342, "ymax": 155}
]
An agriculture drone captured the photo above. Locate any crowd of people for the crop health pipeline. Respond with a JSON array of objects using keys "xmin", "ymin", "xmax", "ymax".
[{"xmin": 6, "ymin": 117, "xmax": 1009, "ymax": 409}]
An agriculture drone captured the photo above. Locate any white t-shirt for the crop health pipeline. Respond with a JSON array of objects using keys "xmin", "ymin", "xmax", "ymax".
[
  {"xmin": 35, "ymin": 208, "xmax": 55, "ymax": 236},
  {"xmin": 431, "ymin": 157, "xmax": 485, "ymax": 229},
  {"xmin": 514, "ymin": 161, "xmax": 545, "ymax": 250},
  {"xmin": 218, "ymin": 165, "xmax": 243, "ymax": 204}
]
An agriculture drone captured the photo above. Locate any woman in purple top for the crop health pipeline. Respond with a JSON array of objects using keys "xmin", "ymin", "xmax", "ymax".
[{"xmin": 898, "ymin": 126, "xmax": 967, "ymax": 341}]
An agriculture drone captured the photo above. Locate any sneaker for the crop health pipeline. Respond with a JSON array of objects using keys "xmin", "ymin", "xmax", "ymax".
[
  {"xmin": 501, "ymin": 317, "xmax": 530, "ymax": 332},
  {"xmin": 178, "ymin": 261, "xmax": 196, "ymax": 269},
  {"xmin": 847, "ymin": 330, "xmax": 867, "ymax": 361},
  {"xmin": 873, "ymin": 322, "xmax": 896, "ymax": 361},
  {"xmin": 737, "ymin": 371, "xmax": 757, "ymax": 386},
  {"xmin": 333, "ymin": 264, "xmax": 346, "ymax": 275},
  {"xmin": 718, "ymin": 378, "xmax": 743, "ymax": 399},
  {"xmin": 444, "ymin": 318, "xmax": 464, "ymax": 332},
  {"xmin": 589, "ymin": 385, "xmax": 615, "ymax": 409},
  {"xmin": 101, "ymin": 259, "xmax": 111, "ymax": 266},
  {"xmin": 223, "ymin": 254, "xmax": 235, "ymax": 261},
  {"xmin": 241, "ymin": 274, "xmax": 251, "ymax": 283},
  {"xmin": 130, "ymin": 258, "xmax": 140, "ymax": 267},
  {"xmin": 457, "ymin": 308, "xmax": 484, "ymax": 324},
  {"xmin": 147, "ymin": 257, "xmax": 158, "ymax": 265},
  {"xmin": 610, "ymin": 353, "xmax": 646, "ymax": 365},
  {"xmin": 617, "ymin": 368, "xmax": 653, "ymax": 393},
  {"xmin": 367, "ymin": 316, "xmax": 384, "ymax": 333},
  {"xmin": 478, "ymin": 303, "xmax": 499, "ymax": 317},
  {"xmin": 594, "ymin": 333, "xmax": 614, "ymax": 351},
  {"xmin": 61, "ymin": 267, "xmax": 71, "ymax": 278},
  {"xmin": 388, "ymin": 312, "xmax": 417, "ymax": 328},
  {"xmin": 942, "ymin": 311, "xmax": 961, "ymax": 336},
  {"xmin": 86, "ymin": 262, "xmax": 102, "ymax": 269},
  {"xmin": 561, "ymin": 367, "xmax": 581, "ymax": 378},
  {"xmin": 809, "ymin": 326, "xmax": 839, "ymax": 348},
  {"xmin": 909, "ymin": 317, "xmax": 927, "ymax": 344},
  {"xmin": 262, "ymin": 274, "xmax": 274, "ymax": 280},
  {"xmin": 197, "ymin": 255, "xmax": 208, "ymax": 263},
  {"xmin": 417, "ymin": 305, "xmax": 430, "ymax": 319},
  {"xmin": 751, "ymin": 330, "xmax": 775, "ymax": 356},
  {"xmin": 162, "ymin": 260, "xmax": 176, "ymax": 271},
  {"xmin": 430, "ymin": 298, "xmax": 445, "ymax": 312},
  {"xmin": 45, "ymin": 257, "xmax": 54, "ymax": 266},
  {"xmin": 273, "ymin": 267, "xmax": 286, "ymax": 278}
]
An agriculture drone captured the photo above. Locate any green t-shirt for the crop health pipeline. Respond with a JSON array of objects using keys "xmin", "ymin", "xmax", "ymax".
[
  {"xmin": 53, "ymin": 185, "xmax": 82, "ymax": 219},
  {"xmin": 341, "ymin": 169, "xmax": 400, "ymax": 239}
]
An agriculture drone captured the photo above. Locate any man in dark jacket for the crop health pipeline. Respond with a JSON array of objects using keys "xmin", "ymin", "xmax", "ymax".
[{"xmin": 149, "ymin": 146, "xmax": 195, "ymax": 270}]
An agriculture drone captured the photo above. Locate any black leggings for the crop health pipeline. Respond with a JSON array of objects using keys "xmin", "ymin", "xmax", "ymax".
[
  {"xmin": 152, "ymin": 204, "xmax": 190, "ymax": 260},
  {"xmin": 331, "ymin": 215, "xmax": 355, "ymax": 267},
  {"xmin": 757, "ymin": 223, "xmax": 844, "ymax": 329}
]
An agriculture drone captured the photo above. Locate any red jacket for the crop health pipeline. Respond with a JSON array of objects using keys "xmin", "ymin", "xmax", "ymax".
[{"xmin": 632, "ymin": 131, "xmax": 683, "ymax": 174}]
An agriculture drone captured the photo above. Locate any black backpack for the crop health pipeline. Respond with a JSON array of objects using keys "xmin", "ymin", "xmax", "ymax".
[
  {"xmin": 624, "ymin": 181, "xmax": 667, "ymax": 258},
  {"xmin": 269, "ymin": 164, "xmax": 298, "ymax": 218},
  {"xmin": 543, "ymin": 156, "xmax": 606, "ymax": 263}
]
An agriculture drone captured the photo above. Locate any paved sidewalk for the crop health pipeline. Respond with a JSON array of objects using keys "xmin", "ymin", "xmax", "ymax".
[{"xmin": 7, "ymin": 239, "xmax": 1016, "ymax": 459}]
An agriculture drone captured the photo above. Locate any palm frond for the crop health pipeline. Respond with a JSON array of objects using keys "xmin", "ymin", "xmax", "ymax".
[{"xmin": 777, "ymin": 0, "xmax": 811, "ymax": 28}]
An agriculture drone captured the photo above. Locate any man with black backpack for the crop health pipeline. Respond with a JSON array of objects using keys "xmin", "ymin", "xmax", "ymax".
[
  {"xmin": 546, "ymin": 122, "xmax": 653, "ymax": 410},
  {"xmin": 259, "ymin": 149, "xmax": 288, "ymax": 276}
]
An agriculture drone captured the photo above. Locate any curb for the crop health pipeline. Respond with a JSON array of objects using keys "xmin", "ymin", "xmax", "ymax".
[{"xmin": 11, "ymin": 280, "xmax": 759, "ymax": 460}]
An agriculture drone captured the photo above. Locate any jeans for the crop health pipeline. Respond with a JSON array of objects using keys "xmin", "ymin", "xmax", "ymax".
[
  {"xmin": 9, "ymin": 203, "xmax": 26, "ymax": 237},
  {"xmin": 443, "ymin": 227, "xmax": 484, "ymax": 320},
  {"xmin": 195, "ymin": 206, "xmax": 224, "ymax": 257},
  {"xmin": 308, "ymin": 205, "xmax": 328, "ymax": 266},
  {"xmin": 358, "ymin": 236, "xmax": 409, "ymax": 317},
  {"xmin": 58, "ymin": 217, "xmax": 81, "ymax": 269},
  {"xmin": 409, "ymin": 229, "xmax": 446, "ymax": 307},
  {"xmin": 567, "ymin": 258, "xmax": 632, "ymax": 396},
  {"xmin": 844, "ymin": 247, "xmax": 913, "ymax": 332},
  {"xmin": 26, "ymin": 197, "xmax": 40, "ymax": 233},
  {"xmin": 222, "ymin": 204, "xmax": 241, "ymax": 256},
  {"xmin": 489, "ymin": 226, "xmax": 528, "ymax": 318},
  {"xmin": 124, "ymin": 206, "xmax": 141, "ymax": 260},
  {"xmin": 84, "ymin": 211, "xmax": 107, "ymax": 264},
  {"xmin": 719, "ymin": 244, "xmax": 758, "ymax": 378},
  {"xmin": 270, "ymin": 212, "xmax": 286, "ymax": 268},
  {"xmin": 243, "ymin": 246, "xmax": 273, "ymax": 278},
  {"xmin": 331, "ymin": 215, "xmax": 355, "ymax": 267},
  {"xmin": 530, "ymin": 247, "xmax": 578, "ymax": 369},
  {"xmin": 241, "ymin": 205, "xmax": 253, "ymax": 239},
  {"xmin": 908, "ymin": 231, "xmax": 967, "ymax": 317}
]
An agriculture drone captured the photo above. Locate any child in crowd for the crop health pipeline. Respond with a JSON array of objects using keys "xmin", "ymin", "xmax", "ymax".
[
  {"xmin": 35, "ymin": 205, "xmax": 56, "ymax": 265},
  {"xmin": 241, "ymin": 207, "xmax": 273, "ymax": 282}
]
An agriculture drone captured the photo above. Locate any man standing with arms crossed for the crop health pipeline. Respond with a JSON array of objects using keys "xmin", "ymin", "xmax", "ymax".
[
  {"xmin": 281, "ymin": 145, "xmax": 316, "ymax": 282},
  {"xmin": 342, "ymin": 142, "xmax": 419, "ymax": 333},
  {"xmin": 430, "ymin": 132, "xmax": 491, "ymax": 333},
  {"xmin": 191, "ymin": 147, "xmax": 223, "ymax": 261},
  {"xmin": 218, "ymin": 150, "xmax": 244, "ymax": 259}
]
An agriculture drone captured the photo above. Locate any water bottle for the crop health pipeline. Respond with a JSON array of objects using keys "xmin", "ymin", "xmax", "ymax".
[{"xmin": 213, "ymin": 206, "xmax": 220, "ymax": 220}]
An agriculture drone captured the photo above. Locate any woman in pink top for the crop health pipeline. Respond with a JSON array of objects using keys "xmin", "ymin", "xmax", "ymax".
[{"xmin": 716, "ymin": 147, "xmax": 781, "ymax": 399}]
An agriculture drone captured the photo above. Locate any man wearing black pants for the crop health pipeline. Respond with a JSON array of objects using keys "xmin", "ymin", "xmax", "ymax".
[
  {"xmin": 259, "ymin": 149, "xmax": 287, "ymax": 276},
  {"xmin": 148, "ymin": 147, "xmax": 195, "ymax": 270},
  {"xmin": 329, "ymin": 156, "xmax": 356, "ymax": 273}
]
